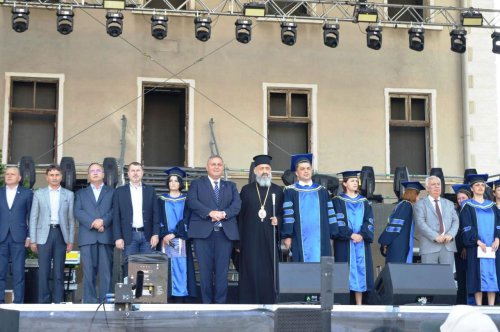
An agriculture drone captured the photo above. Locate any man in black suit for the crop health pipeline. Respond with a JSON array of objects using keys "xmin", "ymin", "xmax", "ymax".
[
  {"xmin": 187, "ymin": 155, "xmax": 241, "ymax": 303},
  {"xmin": 113, "ymin": 162, "xmax": 159, "ymax": 277}
]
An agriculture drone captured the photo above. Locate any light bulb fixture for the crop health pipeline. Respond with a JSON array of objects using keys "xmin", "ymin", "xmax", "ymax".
[{"xmin": 235, "ymin": 19, "xmax": 252, "ymax": 44}]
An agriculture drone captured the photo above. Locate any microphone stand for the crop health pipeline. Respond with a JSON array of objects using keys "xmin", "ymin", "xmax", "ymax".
[{"xmin": 272, "ymin": 193, "xmax": 277, "ymax": 302}]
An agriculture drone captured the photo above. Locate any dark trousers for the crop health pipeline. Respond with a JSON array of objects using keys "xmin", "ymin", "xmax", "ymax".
[
  {"xmin": 194, "ymin": 230, "xmax": 233, "ymax": 304},
  {"xmin": 80, "ymin": 243, "xmax": 113, "ymax": 303},
  {"xmin": 0, "ymin": 231, "xmax": 26, "ymax": 303},
  {"xmin": 122, "ymin": 231, "xmax": 152, "ymax": 278},
  {"xmin": 37, "ymin": 227, "xmax": 67, "ymax": 303}
]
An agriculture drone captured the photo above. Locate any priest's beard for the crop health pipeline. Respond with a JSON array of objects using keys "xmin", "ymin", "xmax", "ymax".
[{"xmin": 256, "ymin": 173, "xmax": 272, "ymax": 187}]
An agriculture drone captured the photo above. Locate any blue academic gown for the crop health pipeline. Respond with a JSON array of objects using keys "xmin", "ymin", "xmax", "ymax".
[
  {"xmin": 378, "ymin": 200, "xmax": 414, "ymax": 264},
  {"xmin": 158, "ymin": 194, "xmax": 196, "ymax": 298},
  {"xmin": 281, "ymin": 183, "xmax": 337, "ymax": 262},
  {"xmin": 332, "ymin": 194, "xmax": 374, "ymax": 292},
  {"xmin": 460, "ymin": 199, "xmax": 500, "ymax": 294}
]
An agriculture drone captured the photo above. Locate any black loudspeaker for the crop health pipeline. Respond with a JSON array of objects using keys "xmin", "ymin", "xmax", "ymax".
[
  {"xmin": 281, "ymin": 170, "xmax": 296, "ymax": 186},
  {"xmin": 312, "ymin": 174, "xmax": 339, "ymax": 198},
  {"xmin": 60, "ymin": 157, "xmax": 76, "ymax": 191},
  {"xmin": 371, "ymin": 263, "xmax": 456, "ymax": 305},
  {"xmin": 277, "ymin": 262, "xmax": 349, "ymax": 304},
  {"xmin": 360, "ymin": 166, "xmax": 375, "ymax": 199},
  {"xmin": 18, "ymin": 156, "xmax": 36, "ymax": 189},
  {"xmin": 274, "ymin": 308, "xmax": 322, "ymax": 332},
  {"xmin": 103, "ymin": 157, "xmax": 118, "ymax": 189},
  {"xmin": 430, "ymin": 168, "xmax": 445, "ymax": 197},
  {"xmin": 463, "ymin": 168, "xmax": 477, "ymax": 183},
  {"xmin": 248, "ymin": 161, "xmax": 256, "ymax": 184},
  {"xmin": 393, "ymin": 166, "xmax": 409, "ymax": 200}
]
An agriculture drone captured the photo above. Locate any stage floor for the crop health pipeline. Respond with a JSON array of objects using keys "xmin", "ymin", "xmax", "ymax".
[{"xmin": 1, "ymin": 303, "xmax": 500, "ymax": 332}]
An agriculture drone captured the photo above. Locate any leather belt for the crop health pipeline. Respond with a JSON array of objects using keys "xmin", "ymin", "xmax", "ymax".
[
  {"xmin": 213, "ymin": 226, "xmax": 223, "ymax": 232},
  {"xmin": 49, "ymin": 224, "xmax": 60, "ymax": 229},
  {"xmin": 132, "ymin": 227, "xmax": 144, "ymax": 232}
]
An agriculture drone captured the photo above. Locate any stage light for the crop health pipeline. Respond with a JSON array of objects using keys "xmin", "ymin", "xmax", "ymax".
[
  {"xmin": 194, "ymin": 17, "xmax": 212, "ymax": 42},
  {"xmin": 56, "ymin": 8, "xmax": 74, "ymax": 35},
  {"xmin": 450, "ymin": 28, "xmax": 467, "ymax": 54},
  {"xmin": 106, "ymin": 12, "xmax": 124, "ymax": 37},
  {"xmin": 235, "ymin": 19, "xmax": 252, "ymax": 44},
  {"xmin": 408, "ymin": 27, "xmax": 424, "ymax": 52},
  {"xmin": 323, "ymin": 23, "xmax": 339, "ymax": 48},
  {"xmin": 366, "ymin": 25, "xmax": 382, "ymax": 50},
  {"xmin": 11, "ymin": 7, "xmax": 30, "ymax": 33},
  {"xmin": 104, "ymin": 0, "xmax": 125, "ymax": 10},
  {"xmin": 243, "ymin": 2, "xmax": 265, "ymax": 17},
  {"xmin": 281, "ymin": 21, "xmax": 297, "ymax": 46},
  {"xmin": 492, "ymin": 32, "xmax": 500, "ymax": 54},
  {"xmin": 356, "ymin": 6, "xmax": 378, "ymax": 23},
  {"xmin": 151, "ymin": 14, "xmax": 168, "ymax": 40},
  {"xmin": 461, "ymin": 9, "xmax": 483, "ymax": 27}
]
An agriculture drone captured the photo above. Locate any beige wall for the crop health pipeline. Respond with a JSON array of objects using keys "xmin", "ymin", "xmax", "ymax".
[{"xmin": 0, "ymin": 3, "xmax": 464, "ymax": 176}]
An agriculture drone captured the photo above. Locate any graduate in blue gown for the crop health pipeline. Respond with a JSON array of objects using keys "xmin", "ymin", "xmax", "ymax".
[
  {"xmin": 332, "ymin": 171, "xmax": 374, "ymax": 305},
  {"xmin": 158, "ymin": 167, "xmax": 196, "ymax": 302},
  {"xmin": 281, "ymin": 154, "xmax": 338, "ymax": 262},
  {"xmin": 378, "ymin": 181, "xmax": 424, "ymax": 264},
  {"xmin": 460, "ymin": 174, "xmax": 500, "ymax": 306}
]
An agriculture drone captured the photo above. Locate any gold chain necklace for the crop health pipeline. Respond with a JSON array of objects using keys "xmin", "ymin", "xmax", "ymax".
[{"xmin": 256, "ymin": 183, "xmax": 270, "ymax": 222}]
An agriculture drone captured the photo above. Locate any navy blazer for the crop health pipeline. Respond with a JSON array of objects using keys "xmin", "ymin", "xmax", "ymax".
[
  {"xmin": 186, "ymin": 176, "xmax": 241, "ymax": 241},
  {"xmin": 74, "ymin": 184, "xmax": 114, "ymax": 246},
  {"xmin": 0, "ymin": 186, "xmax": 33, "ymax": 243},
  {"xmin": 112, "ymin": 183, "xmax": 159, "ymax": 245}
]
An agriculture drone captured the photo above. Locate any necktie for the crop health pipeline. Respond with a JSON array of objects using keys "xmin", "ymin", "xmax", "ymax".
[
  {"xmin": 434, "ymin": 199, "xmax": 444, "ymax": 234},
  {"xmin": 214, "ymin": 181, "xmax": 222, "ymax": 228}
]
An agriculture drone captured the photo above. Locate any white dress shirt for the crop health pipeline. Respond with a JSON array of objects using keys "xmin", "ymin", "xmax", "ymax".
[
  {"xmin": 49, "ymin": 186, "xmax": 61, "ymax": 224},
  {"xmin": 130, "ymin": 183, "xmax": 144, "ymax": 228},
  {"xmin": 6, "ymin": 185, "xmax": 18, "ymax": 209},
  {"xmin": 298, "ymin": 180, "xmax": 313, "ymax": 186},
  {"xmin": 91, "ymin": 183, "xmax": 103, "ymax": 202},
  {"xmin": 207, "ymin": 176, "xmax": 221, "ymax": 190}
]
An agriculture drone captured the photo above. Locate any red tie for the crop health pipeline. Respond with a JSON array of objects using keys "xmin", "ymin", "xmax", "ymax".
[{"xmin": 434, "ymin": 199, "xmax": 444, "ymax": 234}]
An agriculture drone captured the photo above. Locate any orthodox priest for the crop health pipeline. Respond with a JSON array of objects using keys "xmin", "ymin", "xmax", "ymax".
[
  {"xmin": 281, "ymin": 153, "xmax": 338, "ymax": 262},
  {"xmin": 237, "ymin": 155, "xmax": 283, "ymax": 304}
]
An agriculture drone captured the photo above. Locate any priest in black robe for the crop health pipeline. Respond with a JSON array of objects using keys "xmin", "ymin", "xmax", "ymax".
[{"xmin": 237, "ymin": 155, "xmax": 284, "ymax": 304}]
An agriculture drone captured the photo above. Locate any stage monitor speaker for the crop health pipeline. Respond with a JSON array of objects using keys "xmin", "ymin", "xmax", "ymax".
[
  {"xmin": 274, "ymin": 308, "xmax": 322, "ymax": 332},
  {"xmin": 463, "ymin": 168, "xmax": 477, "ymax": 183},
  {"xmin": 103, "ymin": 157, "xmax": 119, "ymax": 188},
  {"xmin": 60, "ymin": 157, "xmax": 76, "ymax": 191},
  {"xmin": 393, "ymin": 166, "xmax": 409, "ymax": 200},
  {"xmin": 277, "ymin": 262, "xmax": 349, "ymax": 304},
  {"xmin": 248, "ymin": 161, "xmax": 256, "ymax": 184},
  {"xmin": 18, "ymin": 156, "xmax": 35, "ymax": 189},
  {"xmin": 312, "ymin": 174, "xmax": 339, "ymax": 198},
  {"xmin": 281, "ymin": 170, "xmax": 296, "ymax": 186},
  {"xmin": 430, "ymin": 168, "xmax": 445, "ymax": 197},
  {"xmin": 360, "ymin": 166, "xmax": 375, "ymax": 199},
  {"xmin": 371, "ymin": 263, "xmax": 456, "ymax": 305},
  {"xmin": 127, "ymin": 254, "xmax": 169, "ymax": 304}
]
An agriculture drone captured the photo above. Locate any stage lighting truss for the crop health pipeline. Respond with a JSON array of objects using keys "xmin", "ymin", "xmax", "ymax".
[
  {"xmin": 280, "ymin": 21, "xmax": 297, "ymax": 46},
  {"xmin": 450, "ymin": 28, "xmax": 467, "ymax": 54},
  {"xmin": 408, "ymin": 26, "xmax": 424, "ymax": 52},
  {"xmin": 11, "ymin": 7, "xmax": 29, "ymax": 33},
  {"xmin": 151, "ymin": 14, "xmax": 168, "ymax": 40},
  {"xmin": 57, "ymin": 8, "xmax": 74, "ymax": 35},
  {"xmin": 366, "ymin": 25, "xmax": 382, "ymax": 50},
  {"xmin": 461, "ymin": 9, "xmax": 483, "ymax": 27},
  {"xmin": 106, "ymin": 11, "xmax": 124, "ymax": 37},
  {"xmin": 243, "ymin": 2, "xmax": 265, "ymax": 17},
  {"xmin": 235, "ymin": 19, "xmax": 252, "ymax": 44},
  {"xmin": 194, "ymin": 16, "xmax": 212, "ymax": 42},
  {"xmin": 322, "ymin": 23, "xmax": 339, "ymax": 48}
]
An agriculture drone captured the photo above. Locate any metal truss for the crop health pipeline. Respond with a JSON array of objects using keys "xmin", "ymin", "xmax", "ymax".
[{"xmin": 3, "ymin": 0, "xmax": 500, "ymax": 29}]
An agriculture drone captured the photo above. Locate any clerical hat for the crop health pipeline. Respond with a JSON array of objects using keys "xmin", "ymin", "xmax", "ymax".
[{"xmin": 253, "ymin": 154, "xmax": 272, "ymax": 167}]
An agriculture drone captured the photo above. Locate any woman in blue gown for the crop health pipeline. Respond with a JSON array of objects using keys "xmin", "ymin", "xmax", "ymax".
[
  {"xmin": 332, "ymin": 171, "xmax": 374, "ymax": 305},
  {"xmin": 158, "ymin": 167, "xmax": 196, "ymax": 302},
  {"xmin": 378, "ymin": 181, "xmax": 424, "ymax": 264},
  {"xmin": 460, "ymin": 174, "xmax": 500, "ymax": 306}
]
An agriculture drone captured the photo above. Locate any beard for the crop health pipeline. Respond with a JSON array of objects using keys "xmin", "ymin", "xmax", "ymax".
[{"xmin": 255, "ymin": 173, "xmax": 272, "ymax": 187}]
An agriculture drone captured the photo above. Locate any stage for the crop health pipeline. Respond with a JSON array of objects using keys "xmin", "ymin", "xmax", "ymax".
[{"xmin": 1, "ymin": 304, "xmax": 500, "ymax": 332}]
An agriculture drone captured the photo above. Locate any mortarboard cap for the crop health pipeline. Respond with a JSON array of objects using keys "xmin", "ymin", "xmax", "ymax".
[
  {"xmin": 253, "ymin": 154, "xmax": 272, "ymax": 167},
  {"xmin": 452, "ymin": 184, "xmax": 471, "ymax": 195},
  {"xmin": 338, "ymin": 170, "xmax": 361, "ymax": 180},
  {"xmin": 290, "ymin": 153, "xmax": 313, "ymax": 172},
  {"xmin": 487, "ymin": 179, "xmax": 500, "ymax": 190},
  {"xmin": 401, "ymin": 181, "xmax": 425, "ymax": 191},
  {"xmin": 465, "ymin": 173, "xmax": 488, "ymax": 185},
  {"xmin": 164, "ymin": 167, "xmax": 186, "ymax": 178}
]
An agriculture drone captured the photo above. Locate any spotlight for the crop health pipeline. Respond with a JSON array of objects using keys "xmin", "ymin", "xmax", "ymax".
[
  {"xmin": 151, "ymin": 14, "xmax": 168, "ymax": 40},
  {"xmin": 323, "ymin": 23, "xmax": 339, "ymax": 48},
  {"xmin": 450, "ymin": 28, "xmax": 467, "ymax": 54},
  {"xmin": 243, "ymin": 2, "xmax": 266, "ymax": 17},
  {"xmin": 366, "ymin": 25, "xmax": 382, "ymax": 50},
  {"xmin": 408, "ymin": 27, "xmax": 424, "ymax": 52},
  {"xmin": 103, "ymin": 0, "xmax": 125, "ymax": 10},
  {"xmin": 461, "ymin": 9, "xmax": 483, "ymax": 27},
  {"xmin": 492, "ymin": 32, "xmax": 500, "ymax": 54},
  {"xmin": 57, "ymin": 8, "xmax": 74, "ymax": 35},
  {"xmin": 356, "ymin": 6, "xmax": 378, "ymax": 23},
  {"xmin": 106, "ymin": 12, "xmax": 124, "ymax": 37},
  {"xmin": 235, "ymin": 19, "xmax": 252, "ymax": 44},
  {"xmin": 280, "ymin": 21, "xmax": 297, "ymax": 46},
  {"xmin": 11, "ymin": 7, "xmax": 30, "ymax": 33},
  {"xmin": 194, "ymin": 17, "xmax": 212, "ymax": 42}
]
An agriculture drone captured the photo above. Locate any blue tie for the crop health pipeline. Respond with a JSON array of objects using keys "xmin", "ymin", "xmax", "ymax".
[{"xmin": 214, "ymin": 181, "xmax": 222, "ymax": 228}]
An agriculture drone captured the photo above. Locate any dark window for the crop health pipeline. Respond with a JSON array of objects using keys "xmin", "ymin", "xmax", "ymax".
[
  {"xmin": 268, "ymin": 89, "xmax": 311, "ymax": 171},
  {"xmin": 389, "ymin": 94, "xmax": 430, "ymax": 175},
  {"xmin": 388, "ymin": 0, "xmax": 424, "ymax": 23}
]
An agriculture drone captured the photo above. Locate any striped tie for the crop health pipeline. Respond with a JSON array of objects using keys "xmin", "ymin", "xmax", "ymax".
[{"xmin": 214, "ymin": 181, "xmax": 222, "ymax": 227}]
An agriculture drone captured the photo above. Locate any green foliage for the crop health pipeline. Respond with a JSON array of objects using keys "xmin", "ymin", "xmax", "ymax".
[{"xmin": 0, "ymin": 150, "xmax": 5, "ymax": 187}]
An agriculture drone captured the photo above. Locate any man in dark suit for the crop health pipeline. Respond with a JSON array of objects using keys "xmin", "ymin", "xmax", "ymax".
[
  {"xmin": 0, "ymin": 167, "xmax": 33, "ymax": 303},
  {"xmin": 187, "ymin": 155, "xmax": 241, "ymax": 303},
  {"xmin": 74, "ymin": 163, "xmax": 114, "ymax": 303},
  {"xmin": 113, "ymin": 162, "xmax": 159, "ymax": 277},
  {"xmin": 30, "ymin": 165, "xmax": 75, "ymax": 303}
]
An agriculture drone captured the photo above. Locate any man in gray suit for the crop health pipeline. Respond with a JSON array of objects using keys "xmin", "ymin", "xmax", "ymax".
[
  {"xmin": 414, "ymin": 175, "xmax": 459, "ymax": 264},
  {"xmin": 74, "ymin": 163, "xmax": 114, "ymax": 303},
  {"xmin": 29, "ymin": 165, "xmax": 75, "ymax": 303}
]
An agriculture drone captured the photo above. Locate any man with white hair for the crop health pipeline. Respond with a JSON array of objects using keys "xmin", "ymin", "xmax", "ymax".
[{"xmin": 414, "ymin": 175, "xmax": 459, "ymax": 264}]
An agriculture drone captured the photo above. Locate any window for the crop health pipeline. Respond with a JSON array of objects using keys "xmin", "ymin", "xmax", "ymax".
[
  {"xmin": 389, "ymin": 94, "xmax": 430, "ymax": 175},
  {"xmin": 8, "ymin": 79, "xmax": 58, "ymax": 164},
  {"xmin": 267, "ymin": 89, "xmax": 311, "ymax": 171},
  {"xmin": 387, "ymin": 0, "xmax": 425, "ymax": 23}
]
